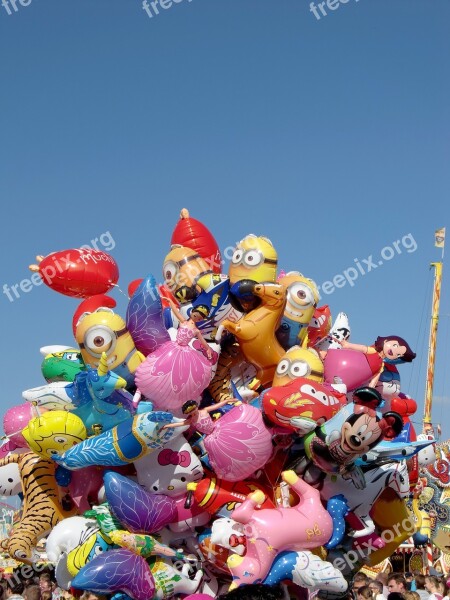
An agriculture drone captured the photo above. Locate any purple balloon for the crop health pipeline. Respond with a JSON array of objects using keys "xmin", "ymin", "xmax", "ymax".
[
  {"xmin": 71, "ymin": 548, "xmax": 155, "ymax": 600},
  {"xmin": 104, "ymin": 471, "xmax": 177, "ymax": 533},
  {"xmin": 126, "ymin": 274, "xmax": 170, "ymax": 356}
]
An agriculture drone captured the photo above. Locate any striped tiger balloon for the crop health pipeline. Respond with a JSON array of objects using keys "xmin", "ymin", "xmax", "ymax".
[{"xmin": 0, "ymin": 451, "xmax": 75, "ymax": 563}]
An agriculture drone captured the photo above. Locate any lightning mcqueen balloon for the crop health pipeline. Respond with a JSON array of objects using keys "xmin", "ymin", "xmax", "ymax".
[
  {"xmin": 261, "ymin": 378, "xmax": 348, "ymax": 434},
  {"xmin": 29, "ymin": 249, "xmax": 119, "ymax": 298}
]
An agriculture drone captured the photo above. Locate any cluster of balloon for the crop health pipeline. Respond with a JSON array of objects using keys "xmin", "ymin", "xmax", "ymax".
[{"xmin": 2, "ymin": 207, "xmax": 437, "ymax": 599}]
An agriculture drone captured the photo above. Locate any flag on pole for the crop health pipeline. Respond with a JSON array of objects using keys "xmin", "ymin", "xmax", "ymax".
[{"xmin": 435, "ymin": 227, "xmax": 446, "ymax": 248}]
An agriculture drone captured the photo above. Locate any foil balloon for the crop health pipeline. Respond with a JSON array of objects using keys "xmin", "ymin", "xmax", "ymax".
[
  {"xmin": 221, "ymin": 282, "xmax": 287, "ymax": 386},
  {"xmin": 134, "ymin": 433, "xmax": 204, "ymax": 497},
  {"xmin": 103, "ymin": 470, "xmax": 177, "ymax": 533},
  {"xmin": 276, "ymin": 272, "xmax": 319, "ymax": 349},
  {"xmin": 303, "ymin": 389, "xmax": 403, "ymax": 476},
  {"xmin": 71, "ymin": 548, "xmax": 155, "ymax": 600},
  {"xmin": 272, "ymin": 345, "xmax": 324, "ymax": 387},
  {"xmin": 163, "ymin": 246, "xmax": 213, "ymax": 304},
  {"xmin": 149, "ymin": 558, "xmax": 204, "ymax": 599},
  {"xmin": 40, "ymin": 346, "xmax": 86, "ymax": 382},
  {"xmin": 170, "ymin": 208, "xmax": 221, "ymax": 273},
  {"xmin": 261, "ymin": 377, "xmax": 347, "ymax": 435},
  {"xmin": 262, "ymin": 550, "xmax": 348, "ymax": 593},
  {"xmin": 188, "ymin": 403, "xmax": 273, "ymax": 482},
  {"xmin": 0, "ymin": 451, "xmax": 75, "ymax": 563},
  {"xmin": 22, "ymin": 410, "xmax": 87, "ymax": 458},
  {"xmin": 188, "ymin": 475, "xmax": 275, "ymax": 517},
  {"xmin": 46, "ymin": 516, "xmax": 99, "ymax": 563},
  {"xmin": 307, "ymin": 305, "xmax": 332, "ymax": 348},
  {"xmin": 3, "ymin": 403, "xmax": 42, "ymax": 448},
  {"xmin": 323, "ymin": 348, "xmax": 383, "ymax": 391},
  {"xmin": 227, "ymin": 234, "xmax": 278, "ymax": 286},
  {"xmin": 226, "ymin": 470, "xmax": 334, "ymax": 588},
  {"xmin": 0, "ymin": 460, "xmax": 22, "ymax": 496},
  {"xmin": 52, "ymin": 412, "xmax": 186, "ymax": 470},
  {"xmin": 29, "ymin": 248, "xmax": 119, "ymax": 298},
  {"xmin": 73, "ymin": 295, "xmax": 145, "ymax": 388},
  {"xmin": 126, "ymin": 274, "xmax": 170, "ymax": 356},
  {"xmin": 134, "ymin": 324, "xmax": 216, "ymax": 412},
  {"xmin": 108, "ymin": 530, "xmax": 184, "ymax": 560},
  {"xmin": 66, "ymin": 529, "xmax": 113, "ymax": 577}
]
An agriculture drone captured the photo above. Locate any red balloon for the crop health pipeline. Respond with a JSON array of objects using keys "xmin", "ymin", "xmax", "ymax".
[
  {"xmin": 170, "ymin": 208, "xmax": 221, "ymax": 273},
  {"xmin": 30, "ymin": 248, "xmax": 119, "ymax": 298}
]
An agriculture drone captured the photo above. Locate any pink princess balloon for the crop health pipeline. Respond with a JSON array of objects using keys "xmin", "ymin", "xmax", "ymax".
[
  {"xmin": 135, "ymin": 322, "xmax": 216, "ymax": 412},
  {"xmin": 193, "ymin": 404, "xmax": 273, "ymax": 482}
]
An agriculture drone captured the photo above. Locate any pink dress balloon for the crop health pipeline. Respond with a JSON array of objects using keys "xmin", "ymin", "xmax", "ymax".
[
  {"xmin": 135, "ymin": 323, "xmax": 214, "ymax": 412},
  {"xmin": 195, "ymin": 404, "xmax": 273, "ymax": 482}
]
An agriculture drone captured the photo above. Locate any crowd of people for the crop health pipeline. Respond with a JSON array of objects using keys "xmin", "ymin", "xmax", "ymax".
[
  {"xmin": 351, "ymin": 572, "xmax": 449, "ymax": 600},
  {"xmin": 0, "ymin": 569, "xmax": 107, "ymax": 600}
]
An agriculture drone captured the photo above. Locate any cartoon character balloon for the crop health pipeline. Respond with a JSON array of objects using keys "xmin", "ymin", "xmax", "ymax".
[
  {"xmin": 22, "ymin": 410, "xmax": 87, "ymax": 458},
  {"xmin": 228, "ymin": 234, "xmax": 278, "ymax": 286},
  {"xmin": 73, "ymin": 294, "xmax": 145, "ymax": 387},
  {"xmin": 276, "ymin": 272, "xmax": 319, "ymax": 349}
]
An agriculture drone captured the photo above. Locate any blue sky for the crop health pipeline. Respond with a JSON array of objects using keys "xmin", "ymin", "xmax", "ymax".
[{"xmin": 1, "ymin": 0, "xmax": 449, "ymax": 441}]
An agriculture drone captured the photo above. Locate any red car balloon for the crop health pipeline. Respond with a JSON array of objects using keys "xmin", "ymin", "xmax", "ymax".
[
  {"xmin": 262, "ymin": 378, "xmax": 347, "ymax": 433},
  {"xmin": 30, "ymin": 249, "xmax": 119, "ymax": 298},
  {"xmin": 170, "ymin": 208, "xmax": 221, "ymax": 273}
]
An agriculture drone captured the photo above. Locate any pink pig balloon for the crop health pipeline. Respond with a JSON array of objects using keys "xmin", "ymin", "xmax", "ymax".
[
  {"xmin": 323, "ymin": 349, "xmax": 382, "ymax": 392},
  {"xmin": 226, "ymin": 470, "xmax": 333, "ymax": 589}
]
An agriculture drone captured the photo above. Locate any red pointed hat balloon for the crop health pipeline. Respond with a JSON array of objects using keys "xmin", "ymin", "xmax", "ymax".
[
  {"xmin": 72, "ymin": 294, "xmax": 117, "ymax": 337},
  {"xmin": 170, "ymin": 208, "xmax": 221, "ymax": 273},
  {"xmin": 29, "ymin": 249, "xmax": 119, "ymax": 298}
]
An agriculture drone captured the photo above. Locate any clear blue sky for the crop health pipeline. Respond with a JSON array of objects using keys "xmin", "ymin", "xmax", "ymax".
[{"xmin": 1, "ymin": 1, "xmax": 449, "ymax": 440}]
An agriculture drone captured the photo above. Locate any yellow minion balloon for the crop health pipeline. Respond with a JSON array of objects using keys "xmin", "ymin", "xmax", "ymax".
[
  {"xmin": 163, "ymin": 245, "xmax": 213, "ymax": 303},
  {"xmin": 228, "ymin": 235, "xmax": 278, "ymax": 286},
  {"xmin": 22, "ymin": 411, "xmax": 87, "ymax": 459},
  {"xmin": 273, "ymin": 345, "xmax": 324, "ymax": 387},
  {"xmin": 73, "ymin": 296, "xmax": 145, "ymax": 388},
  {"xmin": 277, "ymin": 272, "xmax": 319, "ymax": 348}
]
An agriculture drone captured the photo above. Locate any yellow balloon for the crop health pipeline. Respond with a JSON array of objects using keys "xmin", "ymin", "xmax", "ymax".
[{"xmin": 22, "ymin": 410, "xmax": 87, "ymax": 458}]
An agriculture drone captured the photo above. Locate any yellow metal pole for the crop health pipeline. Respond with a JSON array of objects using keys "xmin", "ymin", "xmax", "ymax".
[{"xmin": 423, "ymin": 262, "xmax": 443, "ymax": 434}]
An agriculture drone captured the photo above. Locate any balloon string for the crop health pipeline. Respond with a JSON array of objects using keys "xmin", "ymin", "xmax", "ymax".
[{"xmin": 111, "ymin": 283, "xmax": 130, "ymax": 299}]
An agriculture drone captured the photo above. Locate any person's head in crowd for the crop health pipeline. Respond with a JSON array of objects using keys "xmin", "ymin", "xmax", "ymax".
[
  {"xmin": 425, "ymin": 576, "xmax": 442, "ymax": 596},
  {"xmin": 22, "ymin": 585, "xmax": 40, "ymax": 600},
  {"xmin": 5, "ymin": 579, "xmax": 25, "ymax": 598},
  {"xmin": 404, "ymin": 592, "xmax": 420, "ymax": 600},
  {"xmin": 388, "ymin": 574, "xmax": 407, "ymax": 594},
  {"xmin": 387, "ymin": 593, "xmax": 405, "ymax": 600},
  {"xmin": 369, "ymin": 580, "xmax": 384, "ymax": 597},
  {"xmin": 352, "ymin": 574, "xmax": 370, "ymax": 599},
  {"xmin": 415, "ymin": 575, "xmax": 426, "ymax": 590},
  {"xmin": 357, "ymin": 585, "xmax": 374, "ymax": 600},
  {"xmin": 377, "ymin": 573, "xmax": 389, "ymax": 587},
  {"xmin": 79, "ymin": 594, "xmax": 109, "ymax": 600},
  {"xmin": 217, "ymin": 583, "xmax": 285, "ymax": 600},
  {"xmin": 38, "ymin": 575, "xmax": 53, "ymax": 597}
]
